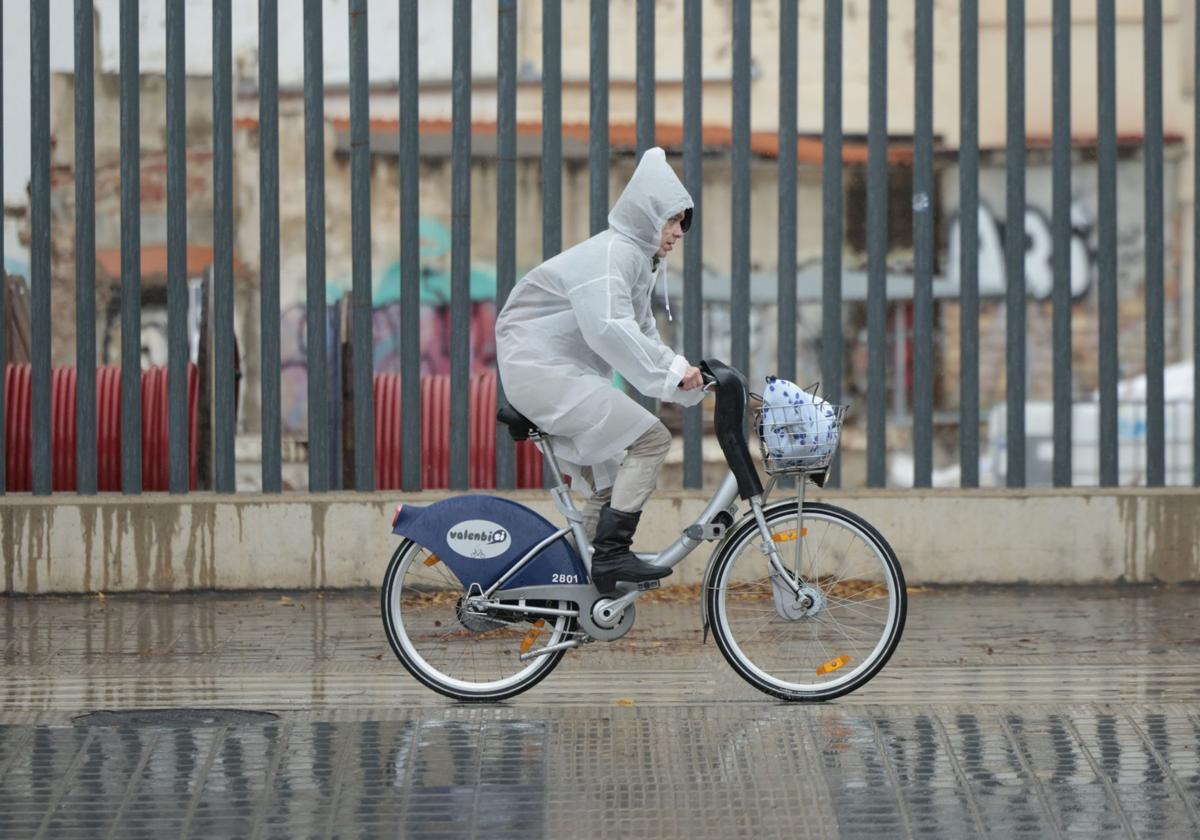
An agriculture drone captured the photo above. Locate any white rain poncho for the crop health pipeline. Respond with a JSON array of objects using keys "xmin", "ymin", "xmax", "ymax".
[{"xmin": 495, "ymin": 147, "xmax": 704, "ymax": 492}]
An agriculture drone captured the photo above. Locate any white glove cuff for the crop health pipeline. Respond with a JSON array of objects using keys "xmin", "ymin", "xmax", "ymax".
[{"xmin": 664, "ymin": 355, "xmax": 689, "ymax": 400}]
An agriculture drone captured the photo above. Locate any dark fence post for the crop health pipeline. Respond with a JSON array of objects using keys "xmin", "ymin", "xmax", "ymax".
[
  {"xmin": 31, "ymin": 0, "xmax": 53, "ymax": 496},
  {"xmin": 1051, "ymin": 0, "xmax": 1073, "ymax": 487},
  {"xmin": 119, "ymin": 0, "xmax": 141, "ymax": 494},
  {"xmin": 867, "ymin": 0, "xmax": 889, "ymax": 488},
  {"xmin": 1144, "ymin": 0, "xmax": 1164, "ymax": 487},
  {"xmin": 213, "ymin": 0, "xmax": 236, "ymax": 493},
  {"xmin": 542, "ymin": 0, "xmax": 563, "ymax": 489},
  {"xmin": 1005, "ymin": 0, "xmax": 1026, "ymax": 488},
  {"xmin": 167, "ymin": 0, "xmax": 189, "ymax": 494},
  {"xmin": 636, "ymin": 0, "xmax": 655, "ymax": 158},
  {"xmin": 260, "ymin": 0, "xmax": 282, "ymax": 493},
  {"xmin": 682, "ymin": 0, "xmax": 703, "ymax": 490},
  {"xmin": 822, "ymin": 0, "xmax": 843, "ymax": 487},
  {"xmin": 913, "ymin": 0, "xmax": 933, "ymax": 489},
  {"xmin": 731, "ymin": 0, "xmax": 751, "ymax": 381},
  {"xmin": 959, "ymin": 0, "xmax": 979, "ymax": 489},
  {"xmin": 778, "ymin": 0, "xmax": 798, "ymax": 386},
  {"xmin": 349, "ymin": 0, "xmax": 375, "ymax": 491},
  {"xmin": 589, "ymin": 0, "xmax": 608, "ymax": 237},
  {"xmin": 76, "ymin": 0, "xmax": 98, "ymax": 495},
  {"xmin": 1097, "ymin": 0, "xmax": 1118, "ymax": 486},
  {"xmin": 632, "ymin": 0, "xmax": 658, "ymax": 414},
  {"xmin": 196, "ymin": 274, "xmax": 212, "ymax": 489},
  {"xmin": 304, "ymin": 0, "xmax": 329, "ymax": 492},
  {"xmin": 400, "ymin": 0, "xmax": 422, "ymax": 491},
  {"xmin": 496, "ymin": 0, "xmax": 517, "ymax": 491},
  {"xmin": 450, "ymin": 0, "xmax": 472, "ymax": 490},
  {"xmin": 543, "ymin": 0, "xmax": 561, "ymax": 260}
]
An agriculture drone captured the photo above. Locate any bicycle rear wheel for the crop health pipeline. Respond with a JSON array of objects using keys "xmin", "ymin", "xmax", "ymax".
[
  {"xmin": 706, "ymin": 502, "xmax": 906, "ymax": 701},
  {"xmin": 381, "ymin": 538, "xmax": 575, "ymax": 701}
]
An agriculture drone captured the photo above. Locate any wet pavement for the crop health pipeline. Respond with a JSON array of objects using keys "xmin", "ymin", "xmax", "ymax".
[{"xmin": 1, "ymin": 586, "xmax": 1199, "ymax": 838}]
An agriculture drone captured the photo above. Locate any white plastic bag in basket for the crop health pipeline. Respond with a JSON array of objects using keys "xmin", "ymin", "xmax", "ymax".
[{"xmin": 761, "ymin": 376, "xmax": 839, "ymax": 464}]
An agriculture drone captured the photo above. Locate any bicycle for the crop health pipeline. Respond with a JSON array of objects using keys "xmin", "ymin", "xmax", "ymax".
[{"xmin": 381, "ymin": 359, "xmax": 906, "ymax": 702}]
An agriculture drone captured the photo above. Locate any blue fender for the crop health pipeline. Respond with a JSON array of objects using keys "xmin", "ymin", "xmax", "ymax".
[{"xmin": 390, "ymin": 496, "xmax": 588, "ymax": 590}]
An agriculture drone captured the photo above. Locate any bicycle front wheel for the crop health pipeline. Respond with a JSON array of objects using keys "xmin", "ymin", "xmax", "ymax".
[
  {"xmin": 381, "ymin": 539, "xmax": 575, "ymax": 701},
  {"xmin": 707, "ymin": 501, "xmax": 906, "ymax": 701}
]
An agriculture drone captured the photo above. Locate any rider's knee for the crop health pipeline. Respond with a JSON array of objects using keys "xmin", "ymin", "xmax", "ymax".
[{"xmin": 630, "ymin": 420, "xmax": 672, "ymax": 462}]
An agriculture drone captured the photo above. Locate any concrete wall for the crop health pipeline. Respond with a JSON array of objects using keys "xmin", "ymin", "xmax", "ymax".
[{"xmin": 3, "ymin": 489, "xmax": 1199, "ymax": 594}]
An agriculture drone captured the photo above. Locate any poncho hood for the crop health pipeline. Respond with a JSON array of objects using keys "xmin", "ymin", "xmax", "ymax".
[{"xmin": 607, "ymin": 147, "xmax": 693, "ymax": 257}]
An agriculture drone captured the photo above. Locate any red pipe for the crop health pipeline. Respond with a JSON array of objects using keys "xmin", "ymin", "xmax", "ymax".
[{"xmin": 3, "ymin": 363, "xmax": 197, "ymax": 493}]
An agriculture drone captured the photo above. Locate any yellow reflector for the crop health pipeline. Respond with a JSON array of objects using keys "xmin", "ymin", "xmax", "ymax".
[
  {"xmin": 772, "ymin": 528, "xmax": 808, "ymax": 542},
  {"xmin": 423, "ymin": 554, "xmax": 441, "ymax": 567},
  {"xmin": 816, "ymin": 655, "xmax": 851, "ymax": 676},
  {"xmin": 519, "ymin": 619, "xmax": 546, "ymax": 653}
]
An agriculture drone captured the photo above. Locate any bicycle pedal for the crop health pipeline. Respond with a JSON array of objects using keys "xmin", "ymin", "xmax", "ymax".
[{"xmin": 636, "ymin": 580, "xmax": 661, "ymax": 592}]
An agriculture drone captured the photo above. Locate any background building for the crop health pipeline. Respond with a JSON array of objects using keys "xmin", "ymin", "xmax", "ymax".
[{"xmin": 4, "ymin": 0, "xmax": 1196, "ymax": 488}]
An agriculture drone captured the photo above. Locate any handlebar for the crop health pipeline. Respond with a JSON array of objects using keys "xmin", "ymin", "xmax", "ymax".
[
  {"xmin": 695, "ymin": 358, "xmax": 763, "ymax": 500},
  {"xmin": 678, "ymin": 360, "xmax": 720, "ymax": 391}
]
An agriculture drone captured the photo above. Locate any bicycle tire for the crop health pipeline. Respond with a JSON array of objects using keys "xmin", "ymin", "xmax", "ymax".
[
  {"xmin": 706, "ymin": 501, "xmax": 906, "ymax": 702},
  {"xmin": 381, "ymin": 539, "xmax": 574, "ymax": 702}
]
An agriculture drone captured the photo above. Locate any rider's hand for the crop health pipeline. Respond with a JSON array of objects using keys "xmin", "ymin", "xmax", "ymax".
[{"xmin": 679, "ymin": 365, "xmax": 705, "ymax": 391}]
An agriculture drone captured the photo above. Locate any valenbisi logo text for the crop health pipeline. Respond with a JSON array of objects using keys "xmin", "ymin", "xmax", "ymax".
[
  {"xmin": 449, "ymin": 527, "xmax": 508, "ymax": 545},
  {"xmin": 446, "ymin": 520, "xmax": 511, "ymax": 559}
]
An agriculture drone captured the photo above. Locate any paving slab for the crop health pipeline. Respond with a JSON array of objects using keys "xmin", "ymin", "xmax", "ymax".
[{"xmin": 1, "ymin": 586, "xmax": 1198, "ymax": 838}]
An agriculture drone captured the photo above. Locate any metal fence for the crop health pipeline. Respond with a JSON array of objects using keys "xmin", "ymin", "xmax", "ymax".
[{"xmin": 1, "ymin": 0, "xmax": 1194, "ymax": 495}]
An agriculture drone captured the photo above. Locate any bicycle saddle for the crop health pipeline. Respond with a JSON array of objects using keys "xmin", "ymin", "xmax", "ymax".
[{"xmin": 496, "ymin": 404, "xmax": 541, "ymax": 441}]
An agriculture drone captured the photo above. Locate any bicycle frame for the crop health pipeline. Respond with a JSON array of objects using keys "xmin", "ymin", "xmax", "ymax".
[
  {"xmin": 485, "ymin": 431, "xmax": 804, "ymax": 613},
  {"xmin": 481, "ymin": 359, "xmax": 814, "ymax": 630}
]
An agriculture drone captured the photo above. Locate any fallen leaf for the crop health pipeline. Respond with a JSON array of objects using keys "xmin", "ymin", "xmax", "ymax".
[{"xmin": 614, "ymin": 698, "xmax": 635, "ymax": 707}]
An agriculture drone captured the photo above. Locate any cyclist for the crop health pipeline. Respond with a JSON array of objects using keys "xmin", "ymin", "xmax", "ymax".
[{"xmin": 495, "ymin": 147, "xmax": 706, "ymax": 595}]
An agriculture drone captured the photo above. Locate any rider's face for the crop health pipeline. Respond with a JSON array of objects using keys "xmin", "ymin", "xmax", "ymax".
[{"xmin": 656, "ymin": 212, "xmax": 686, "ymax": 258}]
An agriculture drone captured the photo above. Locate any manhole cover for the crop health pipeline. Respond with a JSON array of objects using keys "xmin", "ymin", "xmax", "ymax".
[{"xmin": 74, "ymin": 708, "xmax": 279, "ymax": 727}]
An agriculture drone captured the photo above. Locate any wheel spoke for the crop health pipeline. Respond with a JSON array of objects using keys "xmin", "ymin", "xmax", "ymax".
[{"xmin": 821, "ymin": 597, "xmax": 891, "ymax": 624}]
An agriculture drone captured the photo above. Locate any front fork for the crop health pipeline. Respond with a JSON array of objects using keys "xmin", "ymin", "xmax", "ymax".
[{"xmin": 749, "ymin": 478, "xmax": 813, "ymax": 620}]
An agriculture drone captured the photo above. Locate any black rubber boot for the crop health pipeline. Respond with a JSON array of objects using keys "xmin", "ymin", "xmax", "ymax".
[{"xmin": 590, "ymin": 504, "xmax": 672, "ymax": 596}]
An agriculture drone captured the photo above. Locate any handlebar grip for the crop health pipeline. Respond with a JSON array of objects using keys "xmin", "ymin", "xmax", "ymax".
[{"xmin": 678, "ymin": 365, "xmax": 719, "ymax": 390}]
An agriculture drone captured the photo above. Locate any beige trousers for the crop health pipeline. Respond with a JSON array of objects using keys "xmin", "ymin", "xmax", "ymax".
[{"xmin": 580, "ymin": 420, "xmax": 672, "ymax": 539}]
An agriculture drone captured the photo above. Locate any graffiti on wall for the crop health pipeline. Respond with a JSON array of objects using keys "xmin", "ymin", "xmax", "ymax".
[
  {"xmin": 279, "ymin": 295, "xmax": 496, "ymax": 434},
  {"xmin": 946, "ymin": 202, "xmax": 1094, "ymax": 299},
  {"xmin": 101, "ymin": 279, "xmax": 206, "ymax": 367},
  {"xmin": 276, "ymin": 217, "xmax": 501, "ymax": 434}
]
